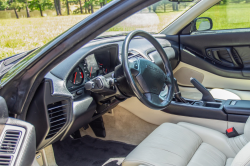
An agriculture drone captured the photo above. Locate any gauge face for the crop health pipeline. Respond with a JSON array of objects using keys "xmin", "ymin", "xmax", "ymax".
[
  {"xmin": 70, "ymin": 67, "xmax": 84, "ymax": 85},
  {"xmin": 83, "ymin": 54, "xmax": 100, "ymax": 79}
]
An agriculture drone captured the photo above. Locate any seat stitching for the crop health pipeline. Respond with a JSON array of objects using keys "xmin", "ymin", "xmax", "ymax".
[
  {"xmin": 153, "ymin": 132, "xmax": 200, "ymax": 159},
  {"xmin": 242, "ymin": 135, "xmax": 249, "ymax": 145},
  {"xmin": 201, "ymin": 143, "xmax": 226, "ymax": 162},
  {"xmin": 186, "ymin": 143, "xmax": 202, "ymax": 166},
  {"xmin": 124, "ymin": 159, "xmax": 176, "ymax": 166},
  {"xmin": 226, "ymin": 137, "xmax": 238, "ymax": 155},
  {"xmin": 228, "ymin": 137, "xmax": 241, "ymax": 152},
  {"xmin": 143, "ymin": 146, "xmax": 183, "ymax": 158}
]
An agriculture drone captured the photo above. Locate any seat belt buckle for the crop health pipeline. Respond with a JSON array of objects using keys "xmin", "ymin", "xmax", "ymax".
[{"xmin": 226, "ymin": 127, "xmax": 239, "ymax": 138}]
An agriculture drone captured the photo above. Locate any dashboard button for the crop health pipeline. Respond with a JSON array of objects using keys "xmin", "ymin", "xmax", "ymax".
[
  {"xmin": 134, "ymin": 63, "xmax": 138, "ymax": 69},
  {"xmin": 76, "ymin": 90, "xmax": 83, "ymax": 95}
]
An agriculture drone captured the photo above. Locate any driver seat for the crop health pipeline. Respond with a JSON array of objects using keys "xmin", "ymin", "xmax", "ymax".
[{"xmin": 122, "ymin": 117, "xmax": 250, "ymax": 166}]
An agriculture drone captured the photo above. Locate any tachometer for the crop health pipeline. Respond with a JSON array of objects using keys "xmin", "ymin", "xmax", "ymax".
[
  {"xmin": 70, "ymin": 67, "xmax": 84, "ymax": 85},
  {"xmin": 83, "ymin": 54, "xmax": 100, "ymax": 79}
]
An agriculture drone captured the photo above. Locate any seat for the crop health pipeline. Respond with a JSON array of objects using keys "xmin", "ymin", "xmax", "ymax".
[{"xmin": 122, "ymin": 117, "xmax": 250, "ymax": 166}]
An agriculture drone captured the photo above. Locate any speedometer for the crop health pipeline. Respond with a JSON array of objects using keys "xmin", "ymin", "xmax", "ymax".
[{"xmin": 70, "ymin": 67, "xmax": 84, "ymax": 85}]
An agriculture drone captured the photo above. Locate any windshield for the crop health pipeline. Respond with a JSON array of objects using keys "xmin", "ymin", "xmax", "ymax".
[
  {"xmin": 99, "ymin": 0, "xmax": 201, "ymax": 38},
  {"xmin": 0, "ymin": 0, "xmax": 200, "ymax": 61}
]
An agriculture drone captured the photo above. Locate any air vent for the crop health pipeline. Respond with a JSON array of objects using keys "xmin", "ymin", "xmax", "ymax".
[
  {"xmin": 0, "ymin": 131, "xmax": 21, "ymax": 154},
  {"xmin": 128, "ymin": 53, "xmax": 144, "ymax": 59},
  {"xmin": 0, "ymin": 155, "xmax": 12, "ymax": 166},
  {"xmin": 46, "ymin": 101, "xmax": 67, "ymax": 139}
]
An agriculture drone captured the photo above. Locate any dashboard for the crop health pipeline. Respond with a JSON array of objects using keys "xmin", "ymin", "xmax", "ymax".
[
  {"xmin": 26, "ymin": 36, "xmax": 179, "ymax": 151},
  {"xmin": 66, "ymin": 44, "xmax": 119, "ymax": 92}
]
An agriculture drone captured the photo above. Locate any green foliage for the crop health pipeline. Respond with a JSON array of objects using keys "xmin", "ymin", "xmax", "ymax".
[
  {"xmin": 10, "ymin": 1, "xmax": 25, "ymax": 11},
  {"xmin": 0, "ymin": 0, "xmax": 9, "ymax": 10},
  {"xmin": 29, "ymin": 0, "xmax": 53, "ymax": 12}
]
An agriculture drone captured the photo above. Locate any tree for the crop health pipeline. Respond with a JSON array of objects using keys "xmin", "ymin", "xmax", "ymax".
[
  {"xmin": 0, "ymin": 0, "xmax": 9, "ymax": 10},
  {"xmin": 54, "ymin": 0, "xmax": 61, "ymax": 15},
  {"xmin": 172, "ymin": 2, "xmax": 178, "ymax": 11},
  {"xmin": 18, "ymin": 0, "xmax": 30, "ymax": 17},
  {"xmin": 78, "ymin": 0, "xmax": 83, "ymax": 13},
  {"xmin": 29, "ymin": 0, "xmax": 53, "ymax": 17},
  {"xmin": 10, "ymin": 0, "xmax": 24, "ymax": 19},
  {"xmin": 84, "ymin": 0, "xmax": 87, "ymax": 13},
  {"xmin": 64, "ymin": 0, "xmax": 69, "ymax": 15}
]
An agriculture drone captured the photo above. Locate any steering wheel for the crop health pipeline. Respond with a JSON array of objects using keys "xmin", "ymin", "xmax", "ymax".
[{"xmin": 121, "ymin": 30, "xmax": 174, "ymax": 110}]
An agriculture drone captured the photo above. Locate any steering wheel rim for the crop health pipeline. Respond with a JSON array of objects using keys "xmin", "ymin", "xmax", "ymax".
[{"xmin": 122, "ymin": 30, "xmax": 174, "ymax": 110}]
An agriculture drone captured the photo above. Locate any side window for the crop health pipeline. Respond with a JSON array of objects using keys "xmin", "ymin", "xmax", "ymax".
[{"xmin": 193, "ymin": 0, "xmax": 250, "ymax": 32}]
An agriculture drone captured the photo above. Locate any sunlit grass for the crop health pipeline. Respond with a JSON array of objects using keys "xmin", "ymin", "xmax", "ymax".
[
  {"xmin": 200, "ymin": 3, "xmax": 250, "ymax": 30},
  {"xmin": 0, "ymin": 15, "xmax": 89, "ymax": 59},
  {"xmin": 2, "ymin": 3, "xmax": 250, "ymax": 60}
]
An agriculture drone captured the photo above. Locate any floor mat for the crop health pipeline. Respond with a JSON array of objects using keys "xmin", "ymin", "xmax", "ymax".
[{"xmin": 53, "ymin": 135, "xmax": 136, "ymax": 166}]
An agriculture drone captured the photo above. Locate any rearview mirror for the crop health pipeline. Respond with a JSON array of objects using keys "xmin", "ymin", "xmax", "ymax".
[
  {"xmin": 192, "ymin": 17, "xmax": 213, "ymax": 32},
  {"xmin": 169, "ymin": 0, "xmax": 194, "ymax": 2}
]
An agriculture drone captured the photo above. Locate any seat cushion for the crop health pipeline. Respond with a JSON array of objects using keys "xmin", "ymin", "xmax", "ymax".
[
  {"xmin": 187, "ymin": 143, "xmax": 226, "ymax": 166},
  {"xmin": 123, "ymin": 123, "xmax": 236, "ymax": 166},
  {"xmin": 123, "ymin": 123, "xmax": 202, "ymax": 166}
]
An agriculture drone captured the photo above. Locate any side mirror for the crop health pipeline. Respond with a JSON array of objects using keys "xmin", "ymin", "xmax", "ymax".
[{"xmin": 191, "ymin": 17, "xmax": 213, "ymax": 32}]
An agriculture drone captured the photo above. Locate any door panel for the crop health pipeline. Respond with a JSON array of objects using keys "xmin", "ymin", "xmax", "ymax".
[
  {"xmin": 180, "ymin": 32, "xmax": 250, "ymax": 79},
  {"xmin": 173, "ymin": 62, "xmax": 250, "ymax": 91}
]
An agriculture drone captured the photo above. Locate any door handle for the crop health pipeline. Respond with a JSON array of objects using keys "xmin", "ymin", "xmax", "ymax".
[{"xmin": 206, "ymin": 47, "xmax": 241, "ymax": 68}]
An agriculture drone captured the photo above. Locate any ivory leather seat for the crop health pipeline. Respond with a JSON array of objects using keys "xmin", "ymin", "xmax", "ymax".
[{"xmin": 122, "ymin": 117, "xmax": 250, "ymax": 166}]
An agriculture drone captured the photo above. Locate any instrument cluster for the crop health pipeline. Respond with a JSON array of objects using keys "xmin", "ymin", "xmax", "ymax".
[{"xmin": 66, "ymin": 54, "xmax": 111, "ymax": 91}]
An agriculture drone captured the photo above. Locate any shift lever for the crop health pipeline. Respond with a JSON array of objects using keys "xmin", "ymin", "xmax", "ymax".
[
  {"xmin": 190, "ymin": 77, "xmax": 215, "ymax": 102},
  {"xmin": 174, "ymin": 78, "xmax": 188, "ymax": 103}
]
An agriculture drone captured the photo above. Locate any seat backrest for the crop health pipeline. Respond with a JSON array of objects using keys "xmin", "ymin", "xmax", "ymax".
[
  {"xmin": 244, "ymin": 116, "xmax": 250, "ymax": 141},
  {"xmin": 231, "ymin": 142, "xmax": 250, "ymax": 166},
  {"xmin": 231, "ymin": 117, "xmax": 250, "ymax": 166}
]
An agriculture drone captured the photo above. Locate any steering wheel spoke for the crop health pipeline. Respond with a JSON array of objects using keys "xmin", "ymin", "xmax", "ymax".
[
  {"xmin": 144, "ymin": 92, "xmax": 164, "ymax": 105},
  {"xmin": 128, "ymin": 59, "xmax": 140, "ymax": 76},
  {"xmin": 164, "ymin": 74, "xmax": 172, "ymax": 85}
]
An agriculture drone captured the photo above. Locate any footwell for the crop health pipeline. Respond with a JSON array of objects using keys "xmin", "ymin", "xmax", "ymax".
[{"xmin": 53, "ymin": 135, "xmax": 136, "ymax": 166}]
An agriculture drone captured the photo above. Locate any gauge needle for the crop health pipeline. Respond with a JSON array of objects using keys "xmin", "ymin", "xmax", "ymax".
[
  {"xmin": 90, "ymin": 67, "xmax": 93, "ymax": 77},
  {"xmin": 74, "ymin": 72, "xmax": 77, "ymax": 84}
]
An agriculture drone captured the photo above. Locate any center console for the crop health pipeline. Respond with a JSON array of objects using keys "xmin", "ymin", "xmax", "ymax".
[
  {"xmin": 163, "ymin": 78, "xmax": 250, "ymax": 124},
  {"xmin": 224, "ymin": 100, "xmax": 250, "ymax": 123}
]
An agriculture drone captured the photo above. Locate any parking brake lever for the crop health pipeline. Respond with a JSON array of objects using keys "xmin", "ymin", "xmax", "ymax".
[
  {"xmin": 190, "ymin": 77, "xmax": 215, "ymax": 102},
  {"xmin": 174, "ymin": 78, "xmax": 188, "ymax": 103}
]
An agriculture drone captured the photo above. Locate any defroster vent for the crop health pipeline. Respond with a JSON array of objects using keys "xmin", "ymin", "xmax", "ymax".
[
  {"xmin": 0, "ymin": 155, "xmax": 12, "ymax": 166},
  {"xmin": 0, "ymin": 131, "xmax": 21, "ymax": 154},
  {"xmin": 46, "ymin": 101, "xmax": 67, "ymax": 139}
]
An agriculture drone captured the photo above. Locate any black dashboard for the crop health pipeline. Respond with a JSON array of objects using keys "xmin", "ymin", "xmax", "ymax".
[{"xmin": 26, "ymin": 35, "xmax": 179, "ymax": 151}]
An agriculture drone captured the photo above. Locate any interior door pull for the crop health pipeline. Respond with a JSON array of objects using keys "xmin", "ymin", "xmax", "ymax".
[
  {"xmin": 207, "ymin": 47, "xmax": 240, "ymax": 68},
  {"xmin": 211, "ymin": 50, "xmax": 221, "ymax": 61},
  {"xmin": 226, "ymin": 48, "xmax": 240, "ymax": 68}
]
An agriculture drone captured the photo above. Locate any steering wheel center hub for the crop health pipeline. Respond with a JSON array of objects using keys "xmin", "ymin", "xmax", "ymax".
[{"xmin": 136, "ymin": 59, "xmax": 166, "ymax": 95}]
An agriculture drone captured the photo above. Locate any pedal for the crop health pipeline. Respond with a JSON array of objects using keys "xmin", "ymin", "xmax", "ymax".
[
  {"xmin": 70, "ymin": 129, "xmax": 82, "ymax": 139},
  {"xmin": 89, "ymin": 116, "xmax": 106, "ymax": 138}
]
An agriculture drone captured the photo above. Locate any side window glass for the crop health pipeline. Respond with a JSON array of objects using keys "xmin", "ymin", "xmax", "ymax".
[{"xmin": 193, "ymin": 0, "xmax": 250, "ymax": 32}]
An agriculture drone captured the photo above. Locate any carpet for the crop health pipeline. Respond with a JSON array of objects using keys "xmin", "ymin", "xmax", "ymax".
[{"xmin": 53, "ymin": 135, "xmax": 136, "ymax": 166}]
